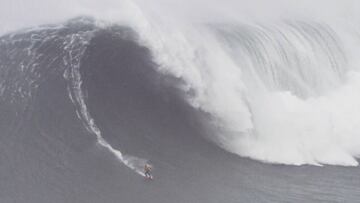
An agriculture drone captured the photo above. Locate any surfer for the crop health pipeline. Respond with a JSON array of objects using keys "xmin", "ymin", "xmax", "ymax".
[{"xmin": 144, "ymin": 163, "xmax": 153, "ymax": 179}]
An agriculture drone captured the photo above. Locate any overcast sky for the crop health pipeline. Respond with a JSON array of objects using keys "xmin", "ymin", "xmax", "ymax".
[{"xmin": 0, "ymin": 0, "xmax": 358, "ymax": 34}]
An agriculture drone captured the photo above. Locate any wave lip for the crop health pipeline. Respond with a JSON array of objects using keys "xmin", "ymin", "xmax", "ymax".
[
  {"xmin": 2, "ymin": 15, "xmax": 360, "ymax": 168},
  {"xmin": 132, "ymin": 16, "xmax": 360, "ymax": 166}
]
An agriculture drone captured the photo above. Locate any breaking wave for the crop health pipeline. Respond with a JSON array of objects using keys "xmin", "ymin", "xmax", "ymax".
[{"xmin": 1, "ymin": 0, "xmax": 360, "ymax": 169}]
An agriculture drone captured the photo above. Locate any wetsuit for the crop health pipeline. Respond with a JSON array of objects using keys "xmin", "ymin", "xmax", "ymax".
[{"xmin": 144, "ymin": 165, "xmax": 151, "ymax": 178}]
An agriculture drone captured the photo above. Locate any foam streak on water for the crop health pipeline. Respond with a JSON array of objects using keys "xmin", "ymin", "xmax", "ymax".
[{"xmin": 62, "ymin": 30, "xmax": 146, "ymax": 176}]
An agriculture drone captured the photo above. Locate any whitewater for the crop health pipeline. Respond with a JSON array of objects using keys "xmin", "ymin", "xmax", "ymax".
[
  {"xmin": 2, "ymin": 0, "xmax": 360, "ymax": 202},
  {"xmin": 2, "ymin": 0, "xmax": 360, "ymax": 169}
]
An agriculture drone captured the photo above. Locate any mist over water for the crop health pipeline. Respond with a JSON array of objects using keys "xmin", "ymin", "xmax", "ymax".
[{"xmin": 2, "ymin": 0, "xmax": 360, "ymax": 166}]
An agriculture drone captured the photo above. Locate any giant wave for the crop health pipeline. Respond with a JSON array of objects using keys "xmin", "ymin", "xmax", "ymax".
[{"xmin": 1, "ymin": 1, "xmax": 360, "ymax": 178}]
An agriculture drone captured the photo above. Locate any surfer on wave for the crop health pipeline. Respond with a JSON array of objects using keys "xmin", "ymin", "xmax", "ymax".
[{"xmin": 144, "ymin": 163, "xmax": 153, "ymax": 180}]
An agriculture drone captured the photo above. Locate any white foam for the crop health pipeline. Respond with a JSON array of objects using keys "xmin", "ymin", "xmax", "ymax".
[
  {"xmin": 62, "ymin": 31, "xmax": 147, "ymax": 175},
  {"xmin": 3, "ymin": 0, "xmax": 360, "ymax": 166},
  {"xmin": 124, "ymin": 4, "xmax": 360, "ymax": 166}
]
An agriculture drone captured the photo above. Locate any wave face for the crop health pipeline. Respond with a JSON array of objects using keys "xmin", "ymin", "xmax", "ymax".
[
  {"xmin": 0, "ymin": 15, "xmax": 360, "ymax": 170},
  {"xmin": 0, "ymin": 17, "xmax": 189, "ymax": 178},
  {"xmin": 0, "ymin": 16, "xmax": 215, "ymax": 185},
  {"xmin": 2, "ymin": 14, "xmax": 360, "ymax": 170}
]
